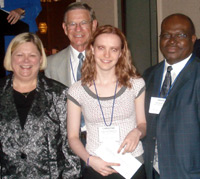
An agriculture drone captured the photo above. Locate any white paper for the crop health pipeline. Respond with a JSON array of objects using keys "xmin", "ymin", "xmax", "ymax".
[{"xmin": 95, "ymin": 142, "xmax": 142, "ymax": 179}]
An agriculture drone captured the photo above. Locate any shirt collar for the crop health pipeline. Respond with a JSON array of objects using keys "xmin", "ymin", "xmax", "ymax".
[
  {"xmin": 70, "ymin": 45, "xmax": 85, "ymax": 62},
  {"xmin": 164, "ymin": 53, "xmax": 192, "ymax": 76}
]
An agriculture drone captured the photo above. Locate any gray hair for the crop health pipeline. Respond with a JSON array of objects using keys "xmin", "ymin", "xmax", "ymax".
[{"xmin": 63, "ymin": 2, "xmax": 96, "ymax": 22}]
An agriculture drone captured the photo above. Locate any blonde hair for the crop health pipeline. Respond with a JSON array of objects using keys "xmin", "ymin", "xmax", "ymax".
[{"xmin": 4, "ymin": 32, "xmax": 47, "ymax": 71}]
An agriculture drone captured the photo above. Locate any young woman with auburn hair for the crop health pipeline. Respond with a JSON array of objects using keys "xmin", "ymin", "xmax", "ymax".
[{"xmin": 67, "ymin": 25, "xmax": 146, "ymax": 179}]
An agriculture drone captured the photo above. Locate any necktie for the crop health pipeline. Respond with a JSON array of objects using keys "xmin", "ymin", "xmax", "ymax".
[
  {"xmin": 77, "ymin": 53, "xmax": 85, "ymax": 128},
  {"xmin": 77, "ymin": 53, "xmax": 84, "ymax": 81},
  {"xmin": 160, "ymin": 66, "xmax": 173, "ymax": 97}
]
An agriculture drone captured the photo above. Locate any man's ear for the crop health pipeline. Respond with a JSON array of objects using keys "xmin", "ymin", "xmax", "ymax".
[
  {"xmin": 62, "ymin": 22, "xmax": 68, "ymax": 36},
  {"xmin": 192, "ymin": 35, "xmax": 197, "ymax": 44},
  {"xmin": 92, "ymin": 20, "xmax": 98, "ymax": 33}
]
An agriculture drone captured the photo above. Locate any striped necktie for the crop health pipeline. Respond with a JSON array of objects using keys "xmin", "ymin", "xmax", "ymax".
[
  {"xmin": 160, "ymin": 66, "xmax": 173, "ymax": 97},
  {"xmin": 77, "ymin": 53, "xmax": 84, "ymax": 81}
]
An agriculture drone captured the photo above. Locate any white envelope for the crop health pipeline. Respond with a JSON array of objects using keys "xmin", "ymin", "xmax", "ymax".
[{"xmin": 95, "ymin": 142, "xmax": 142, "ymax": 179}]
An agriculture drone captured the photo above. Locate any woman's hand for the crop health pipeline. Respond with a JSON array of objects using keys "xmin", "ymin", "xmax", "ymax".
[
  {"xmin": 118, "ymin": 128, "xmax": 142, "ymax": 154},
  {"xmin": 7, "ymin": 8, "xmax": 24, "ymax": 24},
  {"xmin": 89, "ymin": 156, "xmax": 120, "ymax": 176},
  {"xmin": 118, "ymin": 91, "xmax": 147, "ymax": 154}
]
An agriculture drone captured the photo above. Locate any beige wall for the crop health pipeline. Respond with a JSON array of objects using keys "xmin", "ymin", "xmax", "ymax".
[
  {"xmin": 78, "ymin": 0, "xmax": 118, "ymax": 27},
  {"xmin": 77, "ymin": 0, "xmax": 200, "ymax": 64},
  {"xmin": 157, "ymin": 0, "xmax": 200, "ymax": 61}
]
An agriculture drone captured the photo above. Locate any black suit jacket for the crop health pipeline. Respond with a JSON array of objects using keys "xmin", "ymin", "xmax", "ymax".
[{"xmin": 143, "ymin": 55, "xmax": 200, "ymax": 179}]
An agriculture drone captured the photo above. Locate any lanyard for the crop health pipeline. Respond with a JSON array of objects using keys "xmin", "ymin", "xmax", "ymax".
[
  {"xmin": 159, "ymin": 54, "xmax": 195, "ymax": 98},
  {"xmin": 93, "ymin": 80, "xmax": 118, "ymax": 126},
  {"xmin": 69, "ymin": 56, "xmax": 77, "ymax": 83}
]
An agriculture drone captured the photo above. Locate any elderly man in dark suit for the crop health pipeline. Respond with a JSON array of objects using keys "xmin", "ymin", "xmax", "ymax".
[{"xmin": 143, "ymin": 13, "xmax": 200, "ymax": 179}]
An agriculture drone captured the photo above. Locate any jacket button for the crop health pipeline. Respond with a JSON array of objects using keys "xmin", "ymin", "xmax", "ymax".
[{"xmin": 21, "ymin": 153, "xmax": 27, "ymax": 159}]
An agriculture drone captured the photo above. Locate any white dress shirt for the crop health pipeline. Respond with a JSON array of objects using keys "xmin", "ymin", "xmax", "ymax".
[{"xmin": 70, "ymin": 45, "xmax": 85, "ymax": 84}]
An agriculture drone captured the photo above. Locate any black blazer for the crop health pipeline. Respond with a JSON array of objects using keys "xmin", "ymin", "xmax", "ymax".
[{"xmin": 143, "ymin": 55, "xmax": 200, "ymax": 179}]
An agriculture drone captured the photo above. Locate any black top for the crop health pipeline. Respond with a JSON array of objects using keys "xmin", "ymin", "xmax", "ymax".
[{"xmin": 13, "ymin": 89, "xmax": 36, "ymax": 129}]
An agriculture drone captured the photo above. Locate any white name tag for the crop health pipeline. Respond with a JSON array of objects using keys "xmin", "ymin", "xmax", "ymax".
[
  {"xmin": 149, "ymin": 97, "xmax": 166, "ymax": 114},
  {"xmin": 99, "ymin": 126, "xmax": 120, "ymax": 143}
]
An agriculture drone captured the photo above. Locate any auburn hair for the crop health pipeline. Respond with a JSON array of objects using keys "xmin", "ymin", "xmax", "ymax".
[{"xmin": 81, "ymin": 25, "xmax": 140, "ymax": 88}]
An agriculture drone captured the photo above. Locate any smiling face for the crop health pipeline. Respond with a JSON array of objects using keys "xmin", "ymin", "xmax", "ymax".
[
  {"xmin": 11, "ymin": 42, "xmax": 42, "ymax": 81},
  {"xmin": 63, "ymin": 9, "xmax": 97, "ymax": 52},
  {"xmin": 160, "ymin": 15, "xmax": 196, "ymax": 65},
  {"xmin": 91, "ymin": 33, "xmax": 122, "ymax": 73}
]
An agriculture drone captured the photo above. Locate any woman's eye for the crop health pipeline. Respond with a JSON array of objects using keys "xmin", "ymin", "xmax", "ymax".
[
  {"xmin": 112, "ymin": 48, "xmax": 117, "ymax": 52},
  {"xmin": 98, "ymin": 46, "xmax": 104, "ymax": 50}
]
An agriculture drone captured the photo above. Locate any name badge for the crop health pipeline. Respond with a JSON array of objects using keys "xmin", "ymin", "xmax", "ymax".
[
  {"xmin": 149, "ymin": 97, "xmax": 166, "ymax": 114},
  {"xmin": 99, "ymin": 126, "xmax": 120, "ymax": 143}
]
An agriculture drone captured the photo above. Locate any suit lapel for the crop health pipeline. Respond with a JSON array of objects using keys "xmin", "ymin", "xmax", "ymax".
[
  {"xmin": 25, "ymin": 77, "xmax": 49, "ymax": 129},
  {"xmin": 57, "ymin": 47, "xmax": 72, "ymax": 87},
  {"xmin": 145, "ymin": 62, "xmax": 164, "ymax": 127},
  {"xmin": 164, "ymin": 56, "xmax": 196, "ymax": 106},
  {"xmin": 26, "ymin": 90, "xmax": 48, "ymax": 123},
  {"xmin": 148, "ymin": 61, "xmax": 164, "ymax": 98},
  {"xmin": 153, "ymin": 65, "xmax": 164, "ymax": 97},
  {"xmin": 65, "ymin": 47, "xmax": 72, "ymax": 86}
]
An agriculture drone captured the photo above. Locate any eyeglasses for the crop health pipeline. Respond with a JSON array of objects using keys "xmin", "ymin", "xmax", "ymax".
[
  {"xmin": 66, "ymin": 20, "xmax": 91, "ymax": 30},
  {"xmin": 159, "ymin": 33, "xmax": 189, "ymax": 40}
]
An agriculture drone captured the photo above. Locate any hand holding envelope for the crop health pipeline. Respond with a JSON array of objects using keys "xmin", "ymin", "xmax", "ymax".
[{"xmin": 95, "ymin": 142, "xmax": 142, "ymax": 179}]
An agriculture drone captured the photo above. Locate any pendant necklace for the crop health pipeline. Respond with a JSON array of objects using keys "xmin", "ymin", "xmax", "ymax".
[
  {"xmin": 21, "ymin": 92, "xmax": 31, "ymax": 98},
  {"xmin": 21, "ymin": 89, "xmax": 36, "ymax": 98}
]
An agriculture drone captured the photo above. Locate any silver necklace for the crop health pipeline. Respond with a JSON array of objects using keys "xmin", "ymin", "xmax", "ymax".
[{"xmin": 21, "ymin": 92, "xmax": 31, "ymax": 98}]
